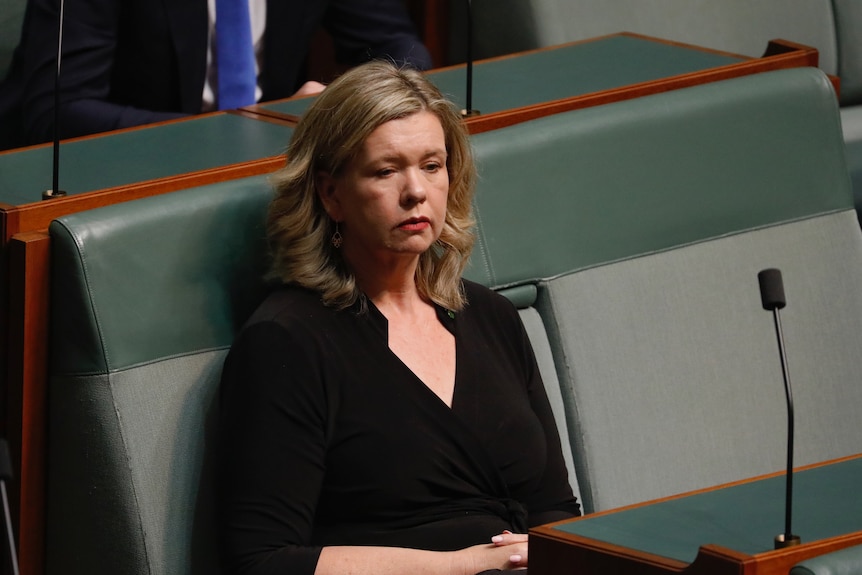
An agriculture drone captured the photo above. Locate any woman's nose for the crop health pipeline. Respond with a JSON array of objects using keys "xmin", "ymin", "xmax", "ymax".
[{"xmin": 401, "ymin": 168, "xmax": 427, "ymax": 204}]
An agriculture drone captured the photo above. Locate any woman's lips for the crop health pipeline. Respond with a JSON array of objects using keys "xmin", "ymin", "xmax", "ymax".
[{"xmin": 397, "ymin": 216, "xmax": 430, "ymax": 231}]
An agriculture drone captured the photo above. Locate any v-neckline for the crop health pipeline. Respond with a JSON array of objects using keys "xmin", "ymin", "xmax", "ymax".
[{"xmin": 365, "ymin": 297, "xmax": 460, "ymax": 410}]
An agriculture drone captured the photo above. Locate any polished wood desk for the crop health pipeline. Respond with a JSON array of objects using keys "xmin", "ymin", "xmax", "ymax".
[
  {"xmin": 530, "ymin": 455, "xmax": 862, "ymax": 575},
  {"xmin": 0, "ymin": 111, "xmax": 292, "ymax": 243},
  {"xmin": 242, "ymin": 32, "xmax": 824, "ymax": 134}
]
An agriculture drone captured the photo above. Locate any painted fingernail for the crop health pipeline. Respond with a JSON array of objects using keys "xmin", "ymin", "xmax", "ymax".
[{"xmin": 491, "ymin": 535, "xmax": 503, "ymax": 543}]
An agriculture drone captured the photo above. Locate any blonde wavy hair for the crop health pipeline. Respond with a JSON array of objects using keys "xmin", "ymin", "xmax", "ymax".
[{"xmin": 267, "ymin": 60, "xmax": 476, "ymax": 311}]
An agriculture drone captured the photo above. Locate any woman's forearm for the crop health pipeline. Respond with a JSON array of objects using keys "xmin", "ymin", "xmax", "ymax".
[{"xmin": 315, "ymin": 536, "xmax": 528, "ymax": 575}]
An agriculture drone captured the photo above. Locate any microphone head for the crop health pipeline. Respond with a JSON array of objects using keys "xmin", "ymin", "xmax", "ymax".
[{"xmin": 758, "ymin": 268, "xmax": 786, "ymax": 310}]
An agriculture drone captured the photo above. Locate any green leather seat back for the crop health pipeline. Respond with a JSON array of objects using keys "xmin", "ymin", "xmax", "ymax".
[
  {"xmin": 467, "ymin": 67, "xmax": 861, "ymax": 514},
  {"xmin": 832, "ymin": 0, "xmax": 862, "ymax": 222},
  {"xmin": 46, "ymin": 175, "xmax": 274, "ymax": 575},
  {"xmin": 465, "ymin": 67, "xmax": 851, "ymax": 288},
  {"xmin": 540, "ymin": 208, "xmax": 862, "ymax": 513},
  {"xmin": 832, "ymin": 0, "xmax": 862, "ymax": 105}
]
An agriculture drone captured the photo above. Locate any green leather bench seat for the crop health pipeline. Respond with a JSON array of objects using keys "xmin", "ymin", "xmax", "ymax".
[
  {"xmin": 44, "ymin": 66, "xmax": 861, "ymax": 574},
  {"xmin": 43, "ymin": 174, "xmax": 582, "ymax": 575},
  {"xmin": 466, "ymin": 67, "xmax": 862, "ymax": 513},
  {"xmin": 46, "ymin": 174, "xmax": 274, "ymax": 575}
]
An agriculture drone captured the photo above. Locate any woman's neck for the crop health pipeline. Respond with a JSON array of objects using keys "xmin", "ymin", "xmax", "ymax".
[{"xmin": 347, "ymin": 252, "xmax": 424, "ymax": 310}]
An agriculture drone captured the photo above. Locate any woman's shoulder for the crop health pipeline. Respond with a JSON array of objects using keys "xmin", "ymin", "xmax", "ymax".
[
  {"xmin": 240, "ymin": 283, "xmax": 340, "ymax": 335},
  {"xmin": 228, "ymin": 285, "xmax": 347, "ymax": 363}
]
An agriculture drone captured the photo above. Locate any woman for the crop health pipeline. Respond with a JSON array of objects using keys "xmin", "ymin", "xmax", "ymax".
[{"xmin": 217, "ymin": 60, "xmax": 580, "ymax": 575}]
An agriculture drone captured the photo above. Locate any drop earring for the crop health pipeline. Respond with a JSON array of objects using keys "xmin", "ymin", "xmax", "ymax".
[{"xmin": 331, "ymin": 222, "xmax": 343, "ymax": 248}]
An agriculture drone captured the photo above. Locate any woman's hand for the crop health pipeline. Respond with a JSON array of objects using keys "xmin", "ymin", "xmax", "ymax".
[
  {"xmin": 451, "ymin": 531, "xmax": 529, "ymax": 574},
  {"xmin": 292, "ymin": 81, "xmax": 326, "ymax": 98},
  {"xmin": 491, "ymin": 530, "xmax": 528, "ymax": 568}
]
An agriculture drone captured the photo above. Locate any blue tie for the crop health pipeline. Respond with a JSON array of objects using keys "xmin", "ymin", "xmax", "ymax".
[{"xmin": 216, "ymin": 0, "xmax": 256, "ymax": 109}]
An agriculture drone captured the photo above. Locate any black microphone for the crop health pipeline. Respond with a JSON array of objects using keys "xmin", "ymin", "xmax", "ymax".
[
  {"xmin": 42, "ymin": 0, "xmax": 67, "ymax": 200},
  {"xmin": 0, "ymin": 440, "xmax": 19, "ymax": 575},
  {"xmin": 460, "ymin": 0, "xmax": 479, "ymax": 118},
  {"xmin": 757, "ymin": 268, "xmax": 801, "ymax": 549}
]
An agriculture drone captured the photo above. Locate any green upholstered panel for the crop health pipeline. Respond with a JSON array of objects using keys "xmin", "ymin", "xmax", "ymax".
[
  {"xmin": 846, "ymin": 135, "xmax": 862, "ymax": 225},
  {"xmin": 46, "ymin": 352, "xmax": 224, "ymax": 575},
  {"xmin": 0, "ymin": 114, "xmax": 290, "ymax": 205},
  {"xmin": 49, "ymin": 174, "xmax": 273, "ymax": 375},
  {"xmin": 463, "ymin": 67, "xmax": 851, "ymax": 288},
  {"xmin": 841, "ymin": 108, "xmax": 862, "ymax": 223},
  {"xmin": 538, "ymin": 210, "xmax": 862, "ymax": 513},
  {"xmin": 45, "ymin": 373, "xmax": 148, "ymax": 573},
  {"xmin": 791, "ymin": 543, "xmax": 862, "ymax": 575},
  {"xmin": 537, "ymin": 0, "xmax": 838, "ymax": 72},
  {"xmin": 46, "ymin": 174, "xmax": 276, "ymax": 574},
  {"xmin": 446, "ymin": 0, "xmax": 538, "ymax": 65},
  {"xmin": 0, "ymin": 0, "xmax": 24, "ymax": 79},
  {"xmin": 517, "ymin": 307, "xmax": 580, "ymax": 501},
  {"xmin": 832, "ymin": 0, "xmax": 862, "ymax": 105},
  {"xmin": 555, "ymin": 458, "xmax": 862, "ymax": 564},
  {"xmin": 504, "ymin": 289, "xmax": 578, "ymax": 496}
]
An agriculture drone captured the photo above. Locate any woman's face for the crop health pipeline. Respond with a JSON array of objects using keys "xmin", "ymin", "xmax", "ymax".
[{"xmin": 318, "ymin": 110, "xmax": 450, "ymax": 272}]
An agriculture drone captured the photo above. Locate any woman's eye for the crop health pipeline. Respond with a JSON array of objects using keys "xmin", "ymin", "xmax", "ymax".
[{"xmin": 424, "ymin": 162, "xmax": 441, "ymax": 173}]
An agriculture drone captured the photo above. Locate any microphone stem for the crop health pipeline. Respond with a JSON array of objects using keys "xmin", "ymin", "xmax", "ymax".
[
  {"xmin": 465, "ymin": 0, "xmax": 473, "ymax": 114},
  {"xmin": 772, "ymin": 308, "xmax": 794, "ymax": 539},
  {"xmin": 53, "ymin": 0, "xmax": 65, "ymax": 196},
  {"xmin": 1, "ymin": 481, "xmax": 18, "ymax": 575}
]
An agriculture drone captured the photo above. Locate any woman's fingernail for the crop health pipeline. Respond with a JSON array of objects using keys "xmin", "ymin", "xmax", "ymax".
[
  {"xmin": 491, "ymin": 535, "xmax": 503, "ymax": 543},
  {"xmin": 510, "ymin": 554, "xmax": 523, "ymax": 563}
]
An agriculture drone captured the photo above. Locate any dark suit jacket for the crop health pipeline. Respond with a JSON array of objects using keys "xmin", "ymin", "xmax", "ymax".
[{"xmin": 0, "ymin": 0, "xmax": 431, "ymax": 149}]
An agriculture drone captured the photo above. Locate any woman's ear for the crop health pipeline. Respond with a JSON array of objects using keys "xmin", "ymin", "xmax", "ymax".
[{"xmin": 316, "ymin": 171, "xmax": 342, "ymax": 221}]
